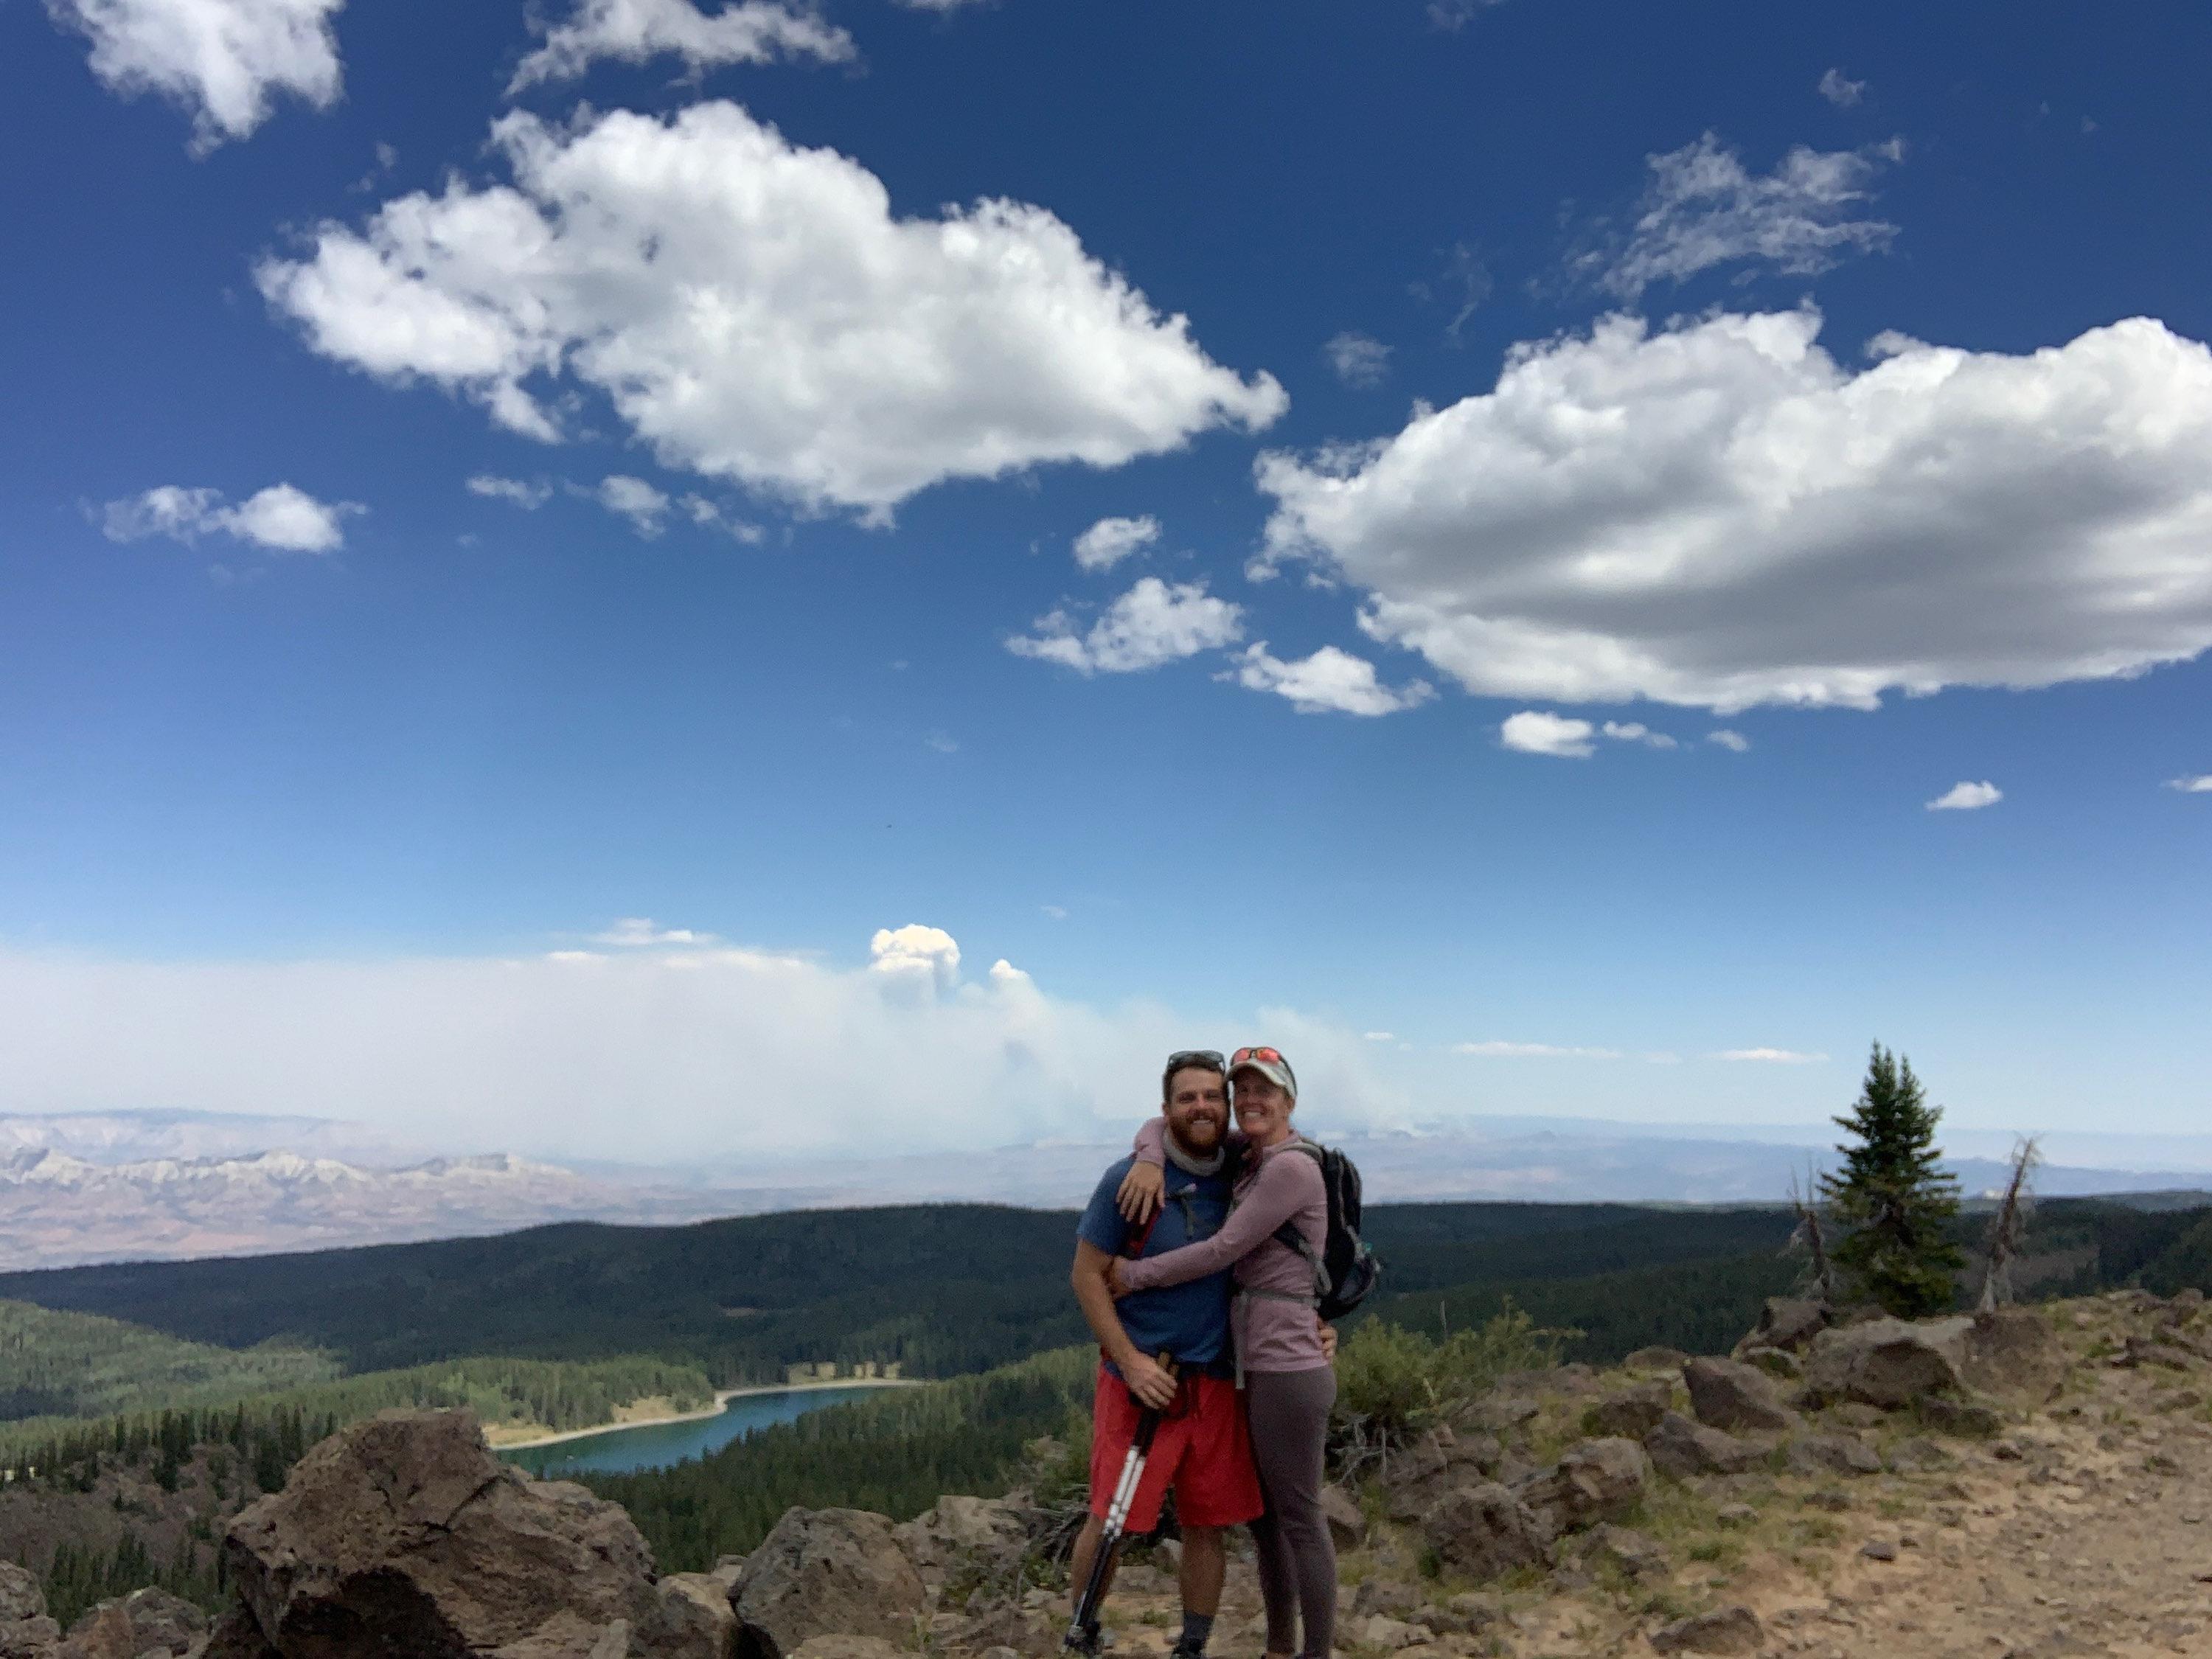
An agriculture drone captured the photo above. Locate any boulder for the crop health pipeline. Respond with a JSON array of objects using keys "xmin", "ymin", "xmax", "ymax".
[
  {"xmin": 650, "ymin": 1577, "xmax": 735, "ymax": 1659},
  {"xmin": 1382, "ymin": 1427, "xmax": 1501, "ymax": 1522},
  {"xmin": 1683, "ymin": 1358, "xmax": 1799, "ymax": 1434},
  {"xmin": 734, "ymin": 1507, "xmax": 927, "ymax": 1659},
  {"xmin": 1648, "ymin": 1604, "xmax": 1764, "ymax": 1655},
  {"xmin": 57, "ymin": 1604, "xmax": 136, "ymax": 1659},
  {"xmin": 1786, "ymin": 1434, "xmax": 1882, "ymax": 1477},
  {"xmin": 1518, "ymin": 1439, "xmax": 1649, "ymax": 1536},
  {"xmin": 1568, "ymin": 1524, "xmax": 1669, "ymax": 1581},
  {"xmin": 890, "ymin": 1494, "xmax": 1027, "ymax": 1593},
  {"xmin": 1349, "ymin": 1579, "xmax": 1419, "ymax": 1618},
  {"xmin": 1417, "ymin": 1482, "xmax": 1550, "ymax": 1582},
  {"xmin": 1623, "ymin": 1347, "xmax": 1690, "ymax": 1373},
  {"xmin": 1319, "ymin": 1484, "xmax": 1366, "ymax": 1551},
  {"xmin": 60, "ymin": 1590, "xmax": 206, "ymax": 1659},
  {"xmin": 0, "ymin": 1571, "xmax": 41, "ymax": 1626},
  {"xmin": 1585, "ymin": 1382, "xmax": 1672, "ymax": 1440},
  {"xmin": 1803, "ymin": 1318, "xmax": 1969, "ymax": 1409},
  {"xmin": 1641, "ymin": 1412, "xmax": 1764, "ymax": 1479},
  {"xmin": 202, "ymin": 1607, "xmax": 279, "ymax": 1659},
  {"xmin": 1959, "ymin": 1309, "xmax": 2070, "ymax": 1400},
  {"xmin": 1734, "ymin": 1298, "xmax": 1831, "ymax": 1356},
  {"xmin": 1737, "ymin": 1346, "xmax": 1801, "ymax": 1380},
  {"xmin": 0, "ymin": 1617, "xmax": 61, "ymax": 1659},
  {"xmin": 1917, "ymin": 1396, "xmax": 2001, "ymax": 1436},
  {"xmin": 215, "ymin": 1408, "xmax": 709, "ymax": 1659}
]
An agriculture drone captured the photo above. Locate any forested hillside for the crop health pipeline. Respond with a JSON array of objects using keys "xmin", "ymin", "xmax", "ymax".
[
  {"xmin": 4, "ymin": 1196, "xmax": 2205, "ymax": 1388},
  {"xmin": 0, "ymin": 1300, "xmax": 335, "ymax": 1420}
]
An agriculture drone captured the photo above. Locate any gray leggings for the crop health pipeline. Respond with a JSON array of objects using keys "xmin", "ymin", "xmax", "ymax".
[{"xmin": 1246, "ymin": 1366, "xmax": 1338, "ymax": 1659}]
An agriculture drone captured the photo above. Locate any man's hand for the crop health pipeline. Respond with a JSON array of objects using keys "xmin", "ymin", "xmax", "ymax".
[
  {"xmin": 1116, "ymin": 1158, "xmax": 1165, "ymax": 1225},
  {"xmin": 1318, "ymin": 1321, "xmax": 1339, "ymax": 1362},
  {"xmin": 1119, "ymin": 1351, "xmax": 1178, "ymax": 1411}
]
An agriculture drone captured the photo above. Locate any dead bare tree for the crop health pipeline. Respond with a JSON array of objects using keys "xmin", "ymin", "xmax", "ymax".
[
  {"xmin": 1978, "ymin": 1136, "xmax": 2042, "ymax": 1312},
  {"xmin": 1787, "ymin": 1164, "xmax": 1838, "ymax": 1307}
]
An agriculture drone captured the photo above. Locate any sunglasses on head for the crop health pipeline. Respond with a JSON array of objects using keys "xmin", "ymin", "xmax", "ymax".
[
  {"xmin": 1231, "ymin": 1046, "xmax": 1284, "ymax": 1068},
  {"xmin": 1165, "ymin": 1049, "xmax": 1226, "ymax": 1072}
]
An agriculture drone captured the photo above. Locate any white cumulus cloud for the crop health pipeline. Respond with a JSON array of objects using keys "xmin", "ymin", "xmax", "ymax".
[
  {"xmin": 2167, "ymin": 773, "xmax": 2212, "ymax": 793},
  {"xmin": 1006, "ymin": 577, "xmax": 1243, "ymax": 675},
  {"xmin": 1818, "ymin": 68, "xmax": 1866, "ymax": 108},
  {"xmin": 1708, "ymin": 729, "xmax": 1750, "ymax": 752},
  {"xmin": 1927, "ymin": 780, "xmax": 2002, "ymax": 811},
  {"xmin": 1324, "ymin": 331, "xmax": 1391, "ymax": 389},
  {"xmin": 48, "ymin": 0, "xmax": 344, "ymax": 151},
  {"xmin": 467, "ymin": 474, "xmax": 551, "ymax": 509},
  {"xmin": 1073, "ymin": 514, "xmax": 1160, "ymax": 573},
  {"xmin": 1719, "ymin": 1047, "xmax": 1829, "ymax": 1063},
  {"xmin": 1230, "ymin": 643, "xmax": 1434, "ymax": 716},
  {"xmin": 100, "ymin": 482, "xmax": 358, "ymax": 553},
  {"xmin": 1257, "ymin": 308, "xmax": 2212, "ymax": 714},
  {"xmin": 868, "ymin": 923, "xmax": 962, "ymax": 996},
  {"xmin": 1500, "ymin": 712, "xmax": 1595, "ymax": 757},
  {"xmin": 1576, "ymin": 132, "xmax": 1900, "ymax": 300},
  {"xmin": 593, "ymin": 475, "xmax": 672, "ymax": 538},
  {"xmin": 509, "ymin": 0, "xmax": 852, "ymax": 91},
  {"xmin": 257, "ymin": 103, "xmax": 1286, "ymax": 520}
]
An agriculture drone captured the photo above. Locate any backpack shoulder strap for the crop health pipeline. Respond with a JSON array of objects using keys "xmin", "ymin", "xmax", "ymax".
[{"xmin": 1268, "ymin": 1141, "xmax": 1331, "ymax": 1295}]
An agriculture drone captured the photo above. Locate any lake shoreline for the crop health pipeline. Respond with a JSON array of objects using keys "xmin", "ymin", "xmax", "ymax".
[{"xmin": 493, "ymin": 1377, "xmax": 921, "ymax": 1453}]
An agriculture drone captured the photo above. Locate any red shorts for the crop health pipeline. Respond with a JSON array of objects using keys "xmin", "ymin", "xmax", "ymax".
[{"xmin": 1088, "ymin": 1363, "xmax": 1263, "ymax": 1532}]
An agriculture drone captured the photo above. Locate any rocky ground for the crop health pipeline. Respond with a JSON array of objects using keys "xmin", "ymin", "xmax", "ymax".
[
  {"xmin": 1087, "ymin": 1288, "xmax": 2212, "ymax": 1659},
  {"xmin": 4, "ymin": 1288, "xmax": 2208, "ymax": 1659}
]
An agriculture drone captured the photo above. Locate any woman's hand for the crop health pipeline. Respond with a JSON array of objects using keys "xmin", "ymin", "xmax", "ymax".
[
  {"xmin": 1318, "ymin": 1321, "xmax": 1338, "ymax": 1362},
  {"xmin": 1107, "ymin": 1259, "xmax": 1133, "ymax": 1299},
  {"xmin": 1116, "ymin": 1158, "xmax": 1165, "ymax": 1225}
]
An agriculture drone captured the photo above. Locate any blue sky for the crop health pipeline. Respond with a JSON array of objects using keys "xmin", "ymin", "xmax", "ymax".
[{"xmin": 1, "ymin": 0, "xmax": 2207, "ymax": 1164}]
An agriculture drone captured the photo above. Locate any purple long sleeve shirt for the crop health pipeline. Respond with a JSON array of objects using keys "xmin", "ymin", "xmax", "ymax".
[{"xmin": 1119, "ymin": 1119, "xmax": 1330, "ymax": 1375}]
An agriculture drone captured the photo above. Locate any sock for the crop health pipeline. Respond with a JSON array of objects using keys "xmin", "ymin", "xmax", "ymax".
[{"xmin": 1178, "ymin": 1611, "xmax": 1215, "ymax": 1652}]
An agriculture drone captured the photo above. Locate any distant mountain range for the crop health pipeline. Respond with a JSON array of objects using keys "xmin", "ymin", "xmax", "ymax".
[
  {"xmin": 0, "ymin": 1135, "xmax": 737, "ymax": 1271},
  {"xmin": 2, "ymin": 1107, "xmax": 2207, "ymax": 1272}
]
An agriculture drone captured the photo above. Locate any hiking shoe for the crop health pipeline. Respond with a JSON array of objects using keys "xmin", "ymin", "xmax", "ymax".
[{"xmin": 1168, "ymin": 1642, "xmax": 1207, "ymax": 1659}]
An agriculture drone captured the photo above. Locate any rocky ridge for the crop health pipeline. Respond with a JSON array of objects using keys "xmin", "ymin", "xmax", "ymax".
[{"xmin": 10, "ymin": 1288, "xmax": 2212, "ymax": 1658}]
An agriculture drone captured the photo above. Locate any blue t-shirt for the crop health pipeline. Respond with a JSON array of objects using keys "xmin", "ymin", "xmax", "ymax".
[{"xmin": 1077, "ymin": 1153, "xmax": 1235, "ymax": 1372}]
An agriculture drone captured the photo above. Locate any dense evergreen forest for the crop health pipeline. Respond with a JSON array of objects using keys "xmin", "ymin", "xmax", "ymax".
[
  {"xmin": 0, "ymin": 1300, "xmax": 335, "ymax": 1421},
  {"xmin": 7, "ymin": 1196, "xmax": 2201, "ymax": 1388},
  {"xmin": 0, "ymin": 1355, "xmax": 712, "ymax": 1473}
]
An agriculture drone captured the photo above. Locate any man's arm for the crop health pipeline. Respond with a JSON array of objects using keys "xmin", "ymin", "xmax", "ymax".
[{"xmin": 1071, "ymin": 1239, "xmax": 1176, "ymax": 1408}]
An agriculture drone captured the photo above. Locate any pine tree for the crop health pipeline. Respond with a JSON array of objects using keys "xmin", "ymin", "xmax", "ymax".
[{"xmin": 1819, "ymin": 1043, "xmax": 1966, "ymax": 1317}]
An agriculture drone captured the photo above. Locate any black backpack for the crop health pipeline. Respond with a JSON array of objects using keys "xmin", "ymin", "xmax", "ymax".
[{"xmin": 1272, "ymin": 1141, "xmax": 1382, "ymax": 1321}]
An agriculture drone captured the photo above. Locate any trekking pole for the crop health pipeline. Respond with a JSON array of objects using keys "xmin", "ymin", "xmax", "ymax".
[{"xmin": 1065, "ymin": 1354, "xmax": 1176, "ymax": 1654}]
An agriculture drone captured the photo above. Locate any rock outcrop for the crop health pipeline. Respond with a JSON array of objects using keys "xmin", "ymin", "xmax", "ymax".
[
  {"xmin": 212, "ymin": 1408, "xmax": 720, "ymax": 1659},
  {"xmin": 0, "ymin": 1565, "xmax": 59, "ymax": 1659},
  {"xmin": 731, "ymin": 1507, "xmax": 926, "ymax": 1659},
  {"xmin": 1803, "ymin": 1316, "xmax": 1970, "ymax": 1408},
  {"xmin": 1416, "ymin": 1482, "xmax": 1549, "ymax": 1580},
  {"xmin": 1641, "ymin": 1411, "xmax": 1764, "ymax": 1478},
  {"xmin": 1517, "ymin": 1439, "xmax": 1649, "ymax": 1537},
  {"xmin": 1682, "ymin": 1357, "xmax": 1799, "ymax": 1434}
]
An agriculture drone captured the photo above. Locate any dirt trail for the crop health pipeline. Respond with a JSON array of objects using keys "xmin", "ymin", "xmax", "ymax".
[{"xmin": 1083, "ymin": 1293, "xmax": 2212, "ymax": 1658}]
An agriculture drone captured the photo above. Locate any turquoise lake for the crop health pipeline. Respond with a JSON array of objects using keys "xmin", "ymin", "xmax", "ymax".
[{"xmin": 498, "ymin": 1385, "xmax": 897, "ymax": 1478}]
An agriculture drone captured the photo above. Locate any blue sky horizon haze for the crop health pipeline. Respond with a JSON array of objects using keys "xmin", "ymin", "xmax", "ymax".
[{"xmin": 1, "ymin": 0, "xmax": 2206, "ymax": 1167}]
